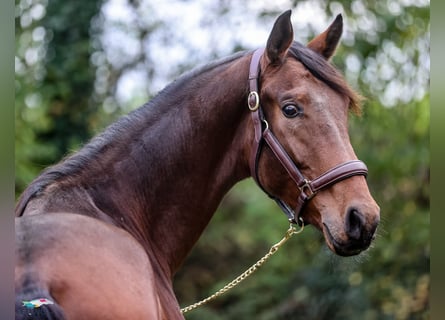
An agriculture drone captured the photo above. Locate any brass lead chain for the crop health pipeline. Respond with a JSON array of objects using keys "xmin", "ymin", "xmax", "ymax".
[{"xmin": 180, "ymin": 222, "xmax": 304, "ymax": 314}]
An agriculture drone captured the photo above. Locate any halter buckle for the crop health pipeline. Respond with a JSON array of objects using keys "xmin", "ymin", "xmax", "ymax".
[
  {"xmin": 248, "ymin": 91, "xmax": 260, "ymax": 111},
  {"xmin": 299, "ymin": 179, "xmax": 316, "ymax": 200}
]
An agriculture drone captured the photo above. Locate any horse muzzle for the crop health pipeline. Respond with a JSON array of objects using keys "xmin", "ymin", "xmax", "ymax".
[{"xmin": 322, "ymin": 205, "xmax": 380, "ymax": 256}]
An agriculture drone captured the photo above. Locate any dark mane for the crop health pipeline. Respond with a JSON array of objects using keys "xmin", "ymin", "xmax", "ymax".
[
  {"xmin": 288, "ymin": 41, "xmax": 362, "ymax": 113},
  {"xmin": 15, "ymin": 50, "xmax": 249, "ymax": 216}
]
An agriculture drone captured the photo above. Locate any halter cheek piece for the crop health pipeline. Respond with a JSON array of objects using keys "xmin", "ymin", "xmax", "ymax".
[{"xmin": 248, "ymin": 48, "xmax": 368, "ymax": 225}]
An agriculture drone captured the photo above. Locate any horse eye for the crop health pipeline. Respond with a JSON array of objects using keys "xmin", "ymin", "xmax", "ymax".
[{"xmin": 282, "ymin": 104, "xmax": 302, "ymax": 118}]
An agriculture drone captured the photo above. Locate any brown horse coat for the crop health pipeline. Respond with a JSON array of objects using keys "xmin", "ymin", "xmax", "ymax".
[{"xmin": 15, "ymin": 11, "xmax": 379, "ymax": 319}]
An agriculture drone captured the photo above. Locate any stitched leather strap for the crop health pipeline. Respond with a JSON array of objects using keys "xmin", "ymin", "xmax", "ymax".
[
  {"xmin": 248, "ymin": 48, "xmax": 265, "ymax": 182},
  {"xmin": 310, "ymin": 160, "xmax": 368, "ymax": 192}
]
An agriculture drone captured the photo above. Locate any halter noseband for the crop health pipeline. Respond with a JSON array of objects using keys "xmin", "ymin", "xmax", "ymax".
[{"xmin": 248, "ymin": 48, "xmax": 368, "ymax": 225}]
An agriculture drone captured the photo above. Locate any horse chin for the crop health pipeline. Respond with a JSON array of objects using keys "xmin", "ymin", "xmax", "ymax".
[{"xmin": 321, "ymin": 223, "xmax": 368, "ymax": 257}]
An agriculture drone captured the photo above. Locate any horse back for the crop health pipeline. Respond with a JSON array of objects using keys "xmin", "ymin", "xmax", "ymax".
[{"xmin": 15, "ymin": 213, "xmax": 164, "ymax": 320}]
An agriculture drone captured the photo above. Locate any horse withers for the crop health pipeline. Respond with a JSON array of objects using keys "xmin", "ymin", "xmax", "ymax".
[{"xmin": 15, "ymin": 10, "xmax": 379, "ymax": 319}]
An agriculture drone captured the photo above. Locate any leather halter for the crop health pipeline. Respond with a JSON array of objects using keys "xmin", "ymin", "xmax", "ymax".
[{"xmin": 247, "ymin": 48, "xmax": 368, "ymax": 225}]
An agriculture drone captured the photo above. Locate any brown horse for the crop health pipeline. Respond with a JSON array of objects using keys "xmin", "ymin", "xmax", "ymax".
[{"xmin": 15, "ymin": 11, "xmax": 380, "ymax": 319}]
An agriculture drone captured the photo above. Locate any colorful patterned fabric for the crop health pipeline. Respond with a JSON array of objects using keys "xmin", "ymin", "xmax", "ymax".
[{"xmin": 22, "ymin": 298, "xmax": 54, "ymax": 308}]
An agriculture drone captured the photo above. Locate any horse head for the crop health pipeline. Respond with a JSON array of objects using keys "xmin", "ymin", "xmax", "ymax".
[{"xmin": 251, "ymin": 11, "xmax": 380, "ymax": 256}]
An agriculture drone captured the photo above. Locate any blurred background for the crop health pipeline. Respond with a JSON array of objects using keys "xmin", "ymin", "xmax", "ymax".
[{"xmin": 15, "ymin": 0, "xmax": 429, "ymax": 319}]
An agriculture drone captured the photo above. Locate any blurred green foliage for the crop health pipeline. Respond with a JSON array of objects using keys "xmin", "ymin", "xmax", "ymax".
[
  {"xmin": 15, "ymin": 0, "xmax": 429, "ymax": 319},
  {"xmin": 15, "ymin": 0, "xmax": 104, "ymax": 193}
]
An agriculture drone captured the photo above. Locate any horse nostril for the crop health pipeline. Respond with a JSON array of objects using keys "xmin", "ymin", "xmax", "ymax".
[{"xmin": 346, "ymin": 208, "xmax": 365, "ymax": 241}]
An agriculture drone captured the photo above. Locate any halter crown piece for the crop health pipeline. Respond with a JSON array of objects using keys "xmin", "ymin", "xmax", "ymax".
[{"xmin": 248, "ymin": 48, "xmax": 369, "ymax": 225}]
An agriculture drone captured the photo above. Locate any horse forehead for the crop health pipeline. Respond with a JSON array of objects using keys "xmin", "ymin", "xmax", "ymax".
[
  {"xmin": 266, "ymin": 60, "xmax": 311, "ymax": 85},
  {"xmin": 265, "ymin": 61, "xmax": 347, "ymax": 111},
  {"xmin": 286, "ymin": 60, "xmax": 312, "ymax": 78}
]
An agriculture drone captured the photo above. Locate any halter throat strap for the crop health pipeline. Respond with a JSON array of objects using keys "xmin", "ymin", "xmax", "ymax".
[{"xmin": 247, "ymin": 48, "xmax": 368, "ymax": 225}]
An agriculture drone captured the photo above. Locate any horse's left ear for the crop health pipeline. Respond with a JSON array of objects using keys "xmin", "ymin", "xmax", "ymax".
[
  {"xmin": 307, "ymin": 14, "xmax": 343, "ymax": 60},
  {"xmin": 265, "ymin": 10, "xmax": 294, "ymax": 65}
]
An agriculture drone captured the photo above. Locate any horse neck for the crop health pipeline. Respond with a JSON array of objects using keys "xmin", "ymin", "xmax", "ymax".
[{"xmin": 97, "ymin": 54, "xmax": 254, "ymax": 276}]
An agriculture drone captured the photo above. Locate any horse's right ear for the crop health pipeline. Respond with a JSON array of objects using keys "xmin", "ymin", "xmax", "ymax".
[{"xmin": 265, "ymin": 10, "xmax": 294, "ymax": 65}]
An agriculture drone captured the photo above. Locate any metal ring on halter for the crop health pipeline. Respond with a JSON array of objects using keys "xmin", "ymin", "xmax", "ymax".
[
  {"xmin": 248, "ymin": 91, "xmax": 260, "ymax": 111},
  {"xmin": 293, "ymin": 217, "xmax": 305, "ymax": 234},
  {"xmin": 262, "ymin": 119, "xmax": 269, "ymax": 131}
]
